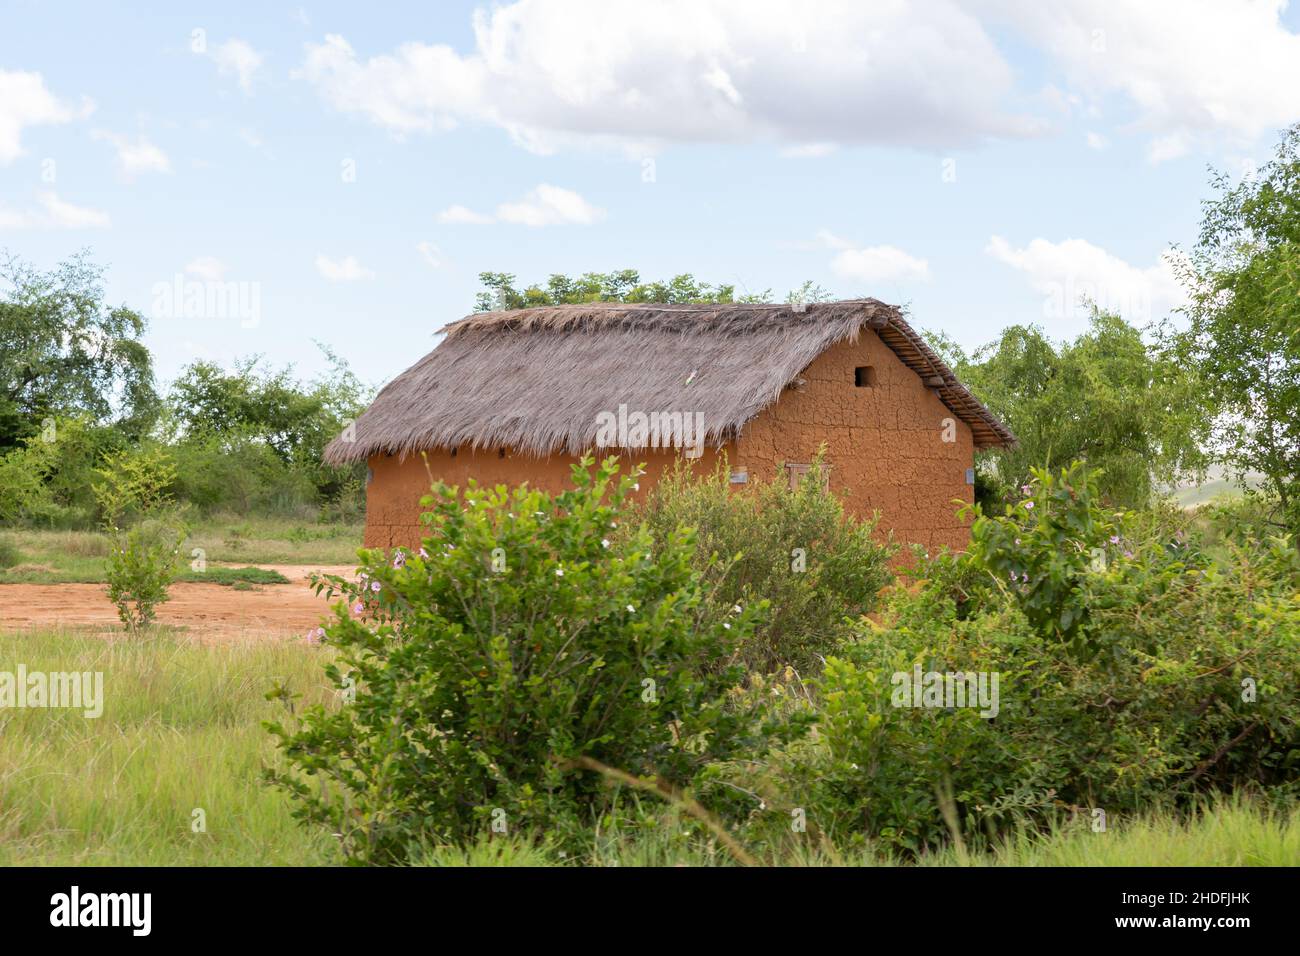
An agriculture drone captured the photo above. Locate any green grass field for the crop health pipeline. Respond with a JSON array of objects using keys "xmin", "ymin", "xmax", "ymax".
[
  {"xmin": 0, "ymin": 628, "xmax": 1293, "ymax": 867},
  {"xmin": 0, "ymin": 516, "xmax": 363, "ymax": 584}
]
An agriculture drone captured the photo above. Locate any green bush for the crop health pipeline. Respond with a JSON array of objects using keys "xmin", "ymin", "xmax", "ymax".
[
  {"xmin": 267, "ymin": 457, "xmax": 786, "ymax": 864},
  {"xmin": 962, "ymin": 460, "xmax": 1124, "ymax": 651},
  {"xmin": 0, "ymin": 445, "xmax": 52, "ymax": 523},
  {"xmin": 92, "ymin": 444, "xmax": 177, "ymax": 529},
  {"xmin": 168, "ymin": 432, "xmax": 317, "ymax": 517},
  {"xmin": 704, "ymin": 465, "xmax": 1300, "ymax": 858},
  {"xmin": 106, "ymin": 518, "xmax": 184, "ymax": 631},
  {"xmin": 636, "ymin": 454, "xmax": 894, "ymax": 673}
]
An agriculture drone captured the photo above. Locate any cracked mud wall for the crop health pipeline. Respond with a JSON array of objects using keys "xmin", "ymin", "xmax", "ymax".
[
  {"xmin": 362, "ymin": 328, "xmax": 975, "ymax": 554},
  {"xmin": 733, "ymin": 330, "xmax": 975, "ymax": 554},
  {"xmin": 361, "ymin": 445, "xmax": 733, "ymax": 550}
]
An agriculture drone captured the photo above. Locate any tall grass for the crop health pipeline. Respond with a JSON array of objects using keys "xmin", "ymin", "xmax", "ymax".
[
  {"xmin": 0, "ymin": 629, "xmax": 1292, "ymax": 866},
  {"xmin": 0, "ymin": 516, "xmax": 363, "ymax": 583},
  {"xmin": 0, "ymin": 629, "xmax": 338, "ymax": 865},
  {"xmin": 411, "ymin": 798, "xmax": 1297, "ymax": 867}
]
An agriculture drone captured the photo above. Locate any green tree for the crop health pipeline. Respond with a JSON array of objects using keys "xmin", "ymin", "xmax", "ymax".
[
  {"xmin": 1169, "ymin": 124, "xmax": 1300, "ymax": 533},
  {"xmin": 0, "ymin": 250, "xmax": 156, "ymax": 451},
  {"xmin": 474, "ymin": 270, "xmax": 775, "ymax": 311},
  {"xmin": 933, "ymin": 310, "xmax": 1206, "ymax": 508},
  {"xmin": 165, "ymin": 344, "xmax": 370, "ymax": 501}
]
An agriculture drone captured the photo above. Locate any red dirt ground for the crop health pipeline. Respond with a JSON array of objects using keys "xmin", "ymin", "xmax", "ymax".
[{"xmin": 0, "ymin": 564, "xmax": 354, "ymax": 643}]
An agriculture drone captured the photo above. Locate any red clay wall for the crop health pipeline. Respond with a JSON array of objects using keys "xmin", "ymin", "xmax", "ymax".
[
  {"xmin": 734, "ymin": 331, "xmax": 975, "ymax": 553},
  {"xmin": 363, "ymin": 445, "xmax": 734, "ymax": 549},
  {"xmin": 362, "ymin": 330, "xmax": 975, "ymax": 553}
]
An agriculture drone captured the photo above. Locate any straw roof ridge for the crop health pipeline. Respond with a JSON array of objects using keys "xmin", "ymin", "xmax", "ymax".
[{"xmin": 325, "ymin": 298, "xmax": 1014, "ymax": 464}]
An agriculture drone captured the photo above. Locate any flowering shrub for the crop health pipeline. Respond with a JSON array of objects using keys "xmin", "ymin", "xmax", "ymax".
[
  {"xmin": 704, "ymin": 463, "xmax": 1300, "ymax": 857},
  {"xmin": 636, "ymin": 453, "xmax": 894, "ymax": 673},
  {"xmin": 267, "ymin": 457, "xmax": 786, "ymax": 863},
  {"xmin": 105, "ymin": 518, "xmax": 183, "ymax": 631},
  {"xmin": 708, "ymin": 571, "xmax": 1298, "ymax": 856}
]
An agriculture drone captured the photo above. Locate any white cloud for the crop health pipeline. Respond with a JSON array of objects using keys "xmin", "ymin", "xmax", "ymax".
[
  {"xmin": 793, "ymin": 229, "xmax": 930, "ymax": 283},
  {"xmin": 1146, "ymin": 133, "xmax": 1190, "ymax": 165},
  {"xmin": 437, "ymin": 184, "xmax": 604, "ymax": 227},
  {"xmin": 0, "ymin": 70, "xmax": 91, "ymax": 164},
  {"xmin": 0, "ymin": 191, "xmax": 109, "ymax": 230},
  {"xmin": 185, "ymin": 256, "xmax": 227, "ymax": 281},
  {"xmin": 93, "ymin": 130, "xmax": 171, "ymax": 175},
  {"xmin": 416, "ymin": 241, "xmax": 446, "ymax": 269},
  {"xmin": 436, "ymin": 204, "xmax": 494, "ymax": 225},
  {"xmin": 814, "ymin": 229, "xmax": 854, "ymax": 251},
  {"xmin": 830, "ymin": 245, "xmax": 931, "ymax": 283},
  {"xmin": 780, "ymin": 142, "xmax": 837, "ymax": 159},
  {"xmin": 1085, "ymin": 131, "xmax": 1108, "ymax": 150},
  {"xmin": 497, "ymin": 184, "xmax": 604, "ymax": 226},
  {"xmin": 295, "ymin": 0, "xmax": 1036, "ymax": 153},
  {"xmin": 211, "ymin": 38, "xmax": 264, "ymax": 94},
  {"xmin": 315, "ymin": 254, "xmax": 375, "ymax": 281},
  {"xmin": 986, "ymin": 235, "xmax": 1185, "ymax": 324},
  {"xmin": 992, "ymin": 0, "xmax": 1300, "ymax": 161}
]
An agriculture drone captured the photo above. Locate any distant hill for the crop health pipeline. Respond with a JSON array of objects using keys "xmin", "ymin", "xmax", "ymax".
[
  {"xmin": 1172, "ymin": 479, "xmax": 1244, "ymax": 509},
  {"xmin": 1167, "ymin": 468, "xmax": 1264, "ymax": 510}
]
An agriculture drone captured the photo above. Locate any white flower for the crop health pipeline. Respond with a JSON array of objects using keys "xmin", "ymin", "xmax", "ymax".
[
  {"xmin": 732, "ymin": 604, "xmax": 742, "ymax": 614},
  {"xmin": 633, "ymin": 482, "xmax": 640, "ymax": 491},
  {"xmin": 555, "ymin": 568, "xmax": 564, "ymax": 577},
  {"xmin": 723, "ymin": 622, "xmax": 731, "ymax": 630},
  {"xmin": 625, "ymin": 604, "xmax": 635, "ymax": 613},
  {"xmin": 601, "ymin": 539, "xmax": 610, "ymax": 548}
]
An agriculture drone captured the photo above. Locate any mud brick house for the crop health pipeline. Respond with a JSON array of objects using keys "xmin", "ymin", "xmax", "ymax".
[{"xmin": 325, "ymin": 299, "xmax": 1014, "ymax": 553}]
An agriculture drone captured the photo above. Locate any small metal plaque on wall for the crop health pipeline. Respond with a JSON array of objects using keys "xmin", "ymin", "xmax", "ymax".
[
  {"xmin": 965, "ymin": 467, "xmax": 975, "ymax": 485},
  {"xmin": 730, "ymin": 471, "xmax": 748, "ymax": 484}
]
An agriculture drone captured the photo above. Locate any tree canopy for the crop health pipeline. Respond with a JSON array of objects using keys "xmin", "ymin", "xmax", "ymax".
[
  {"xmin": 1168, "ymin": 123, "xmax": 1300, "ymax": 532},
  {"xmin": 474, "ymin": 270, "xmax": 775, "ymax": 311},
  {"xmin": 932, "ymin": 310, "xmax": 1206, "ymax": 508},
  {"xmin": 0, "ymin": 250, "xmax": 156, "ymax": 451}
]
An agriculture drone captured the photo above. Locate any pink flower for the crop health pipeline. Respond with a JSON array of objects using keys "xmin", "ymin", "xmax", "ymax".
[
  {"xmin": 352, "ymin": 601, "xmax": 364, "ymax": 615},
  {"xmin": 1109, "ymin": 535, "xmax": 1120, "ymax": 544},
  {"xmin": 370, "ymin": 581, "xmax": 381, "ymax": 592},
  {"xmin": 1021, "ymin": 484, "xmax": 1032, "ymax": 495},
  {"xmin": 418, "ymin": 547, "xmax": 429, "ymax": 559},
  {"xmin": 306, "ymin": 627, "xmax": 325, "ymax": 646},
  {"xmin": 1023, "ymin": 500, "xmax": 1034, "ymax": 510},
  {"xmin": 393, "ymin": 550, "xmax": 406, "ymax": 569}
]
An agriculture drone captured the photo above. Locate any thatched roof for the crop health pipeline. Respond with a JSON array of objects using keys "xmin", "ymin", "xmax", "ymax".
[{"xmin": 324, "ymin": 298, "xmax": 1014, "ymax": 464}]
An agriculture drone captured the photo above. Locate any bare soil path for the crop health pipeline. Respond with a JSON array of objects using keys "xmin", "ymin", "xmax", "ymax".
[{"xmin": 0, "ymin": 564, "xmax": 355, "ymax": 642}]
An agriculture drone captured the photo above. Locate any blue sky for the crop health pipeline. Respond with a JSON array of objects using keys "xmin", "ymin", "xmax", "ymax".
[{"xmin": 3, "ymin": 0, "xmax": 1299, "ymax": 390}]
